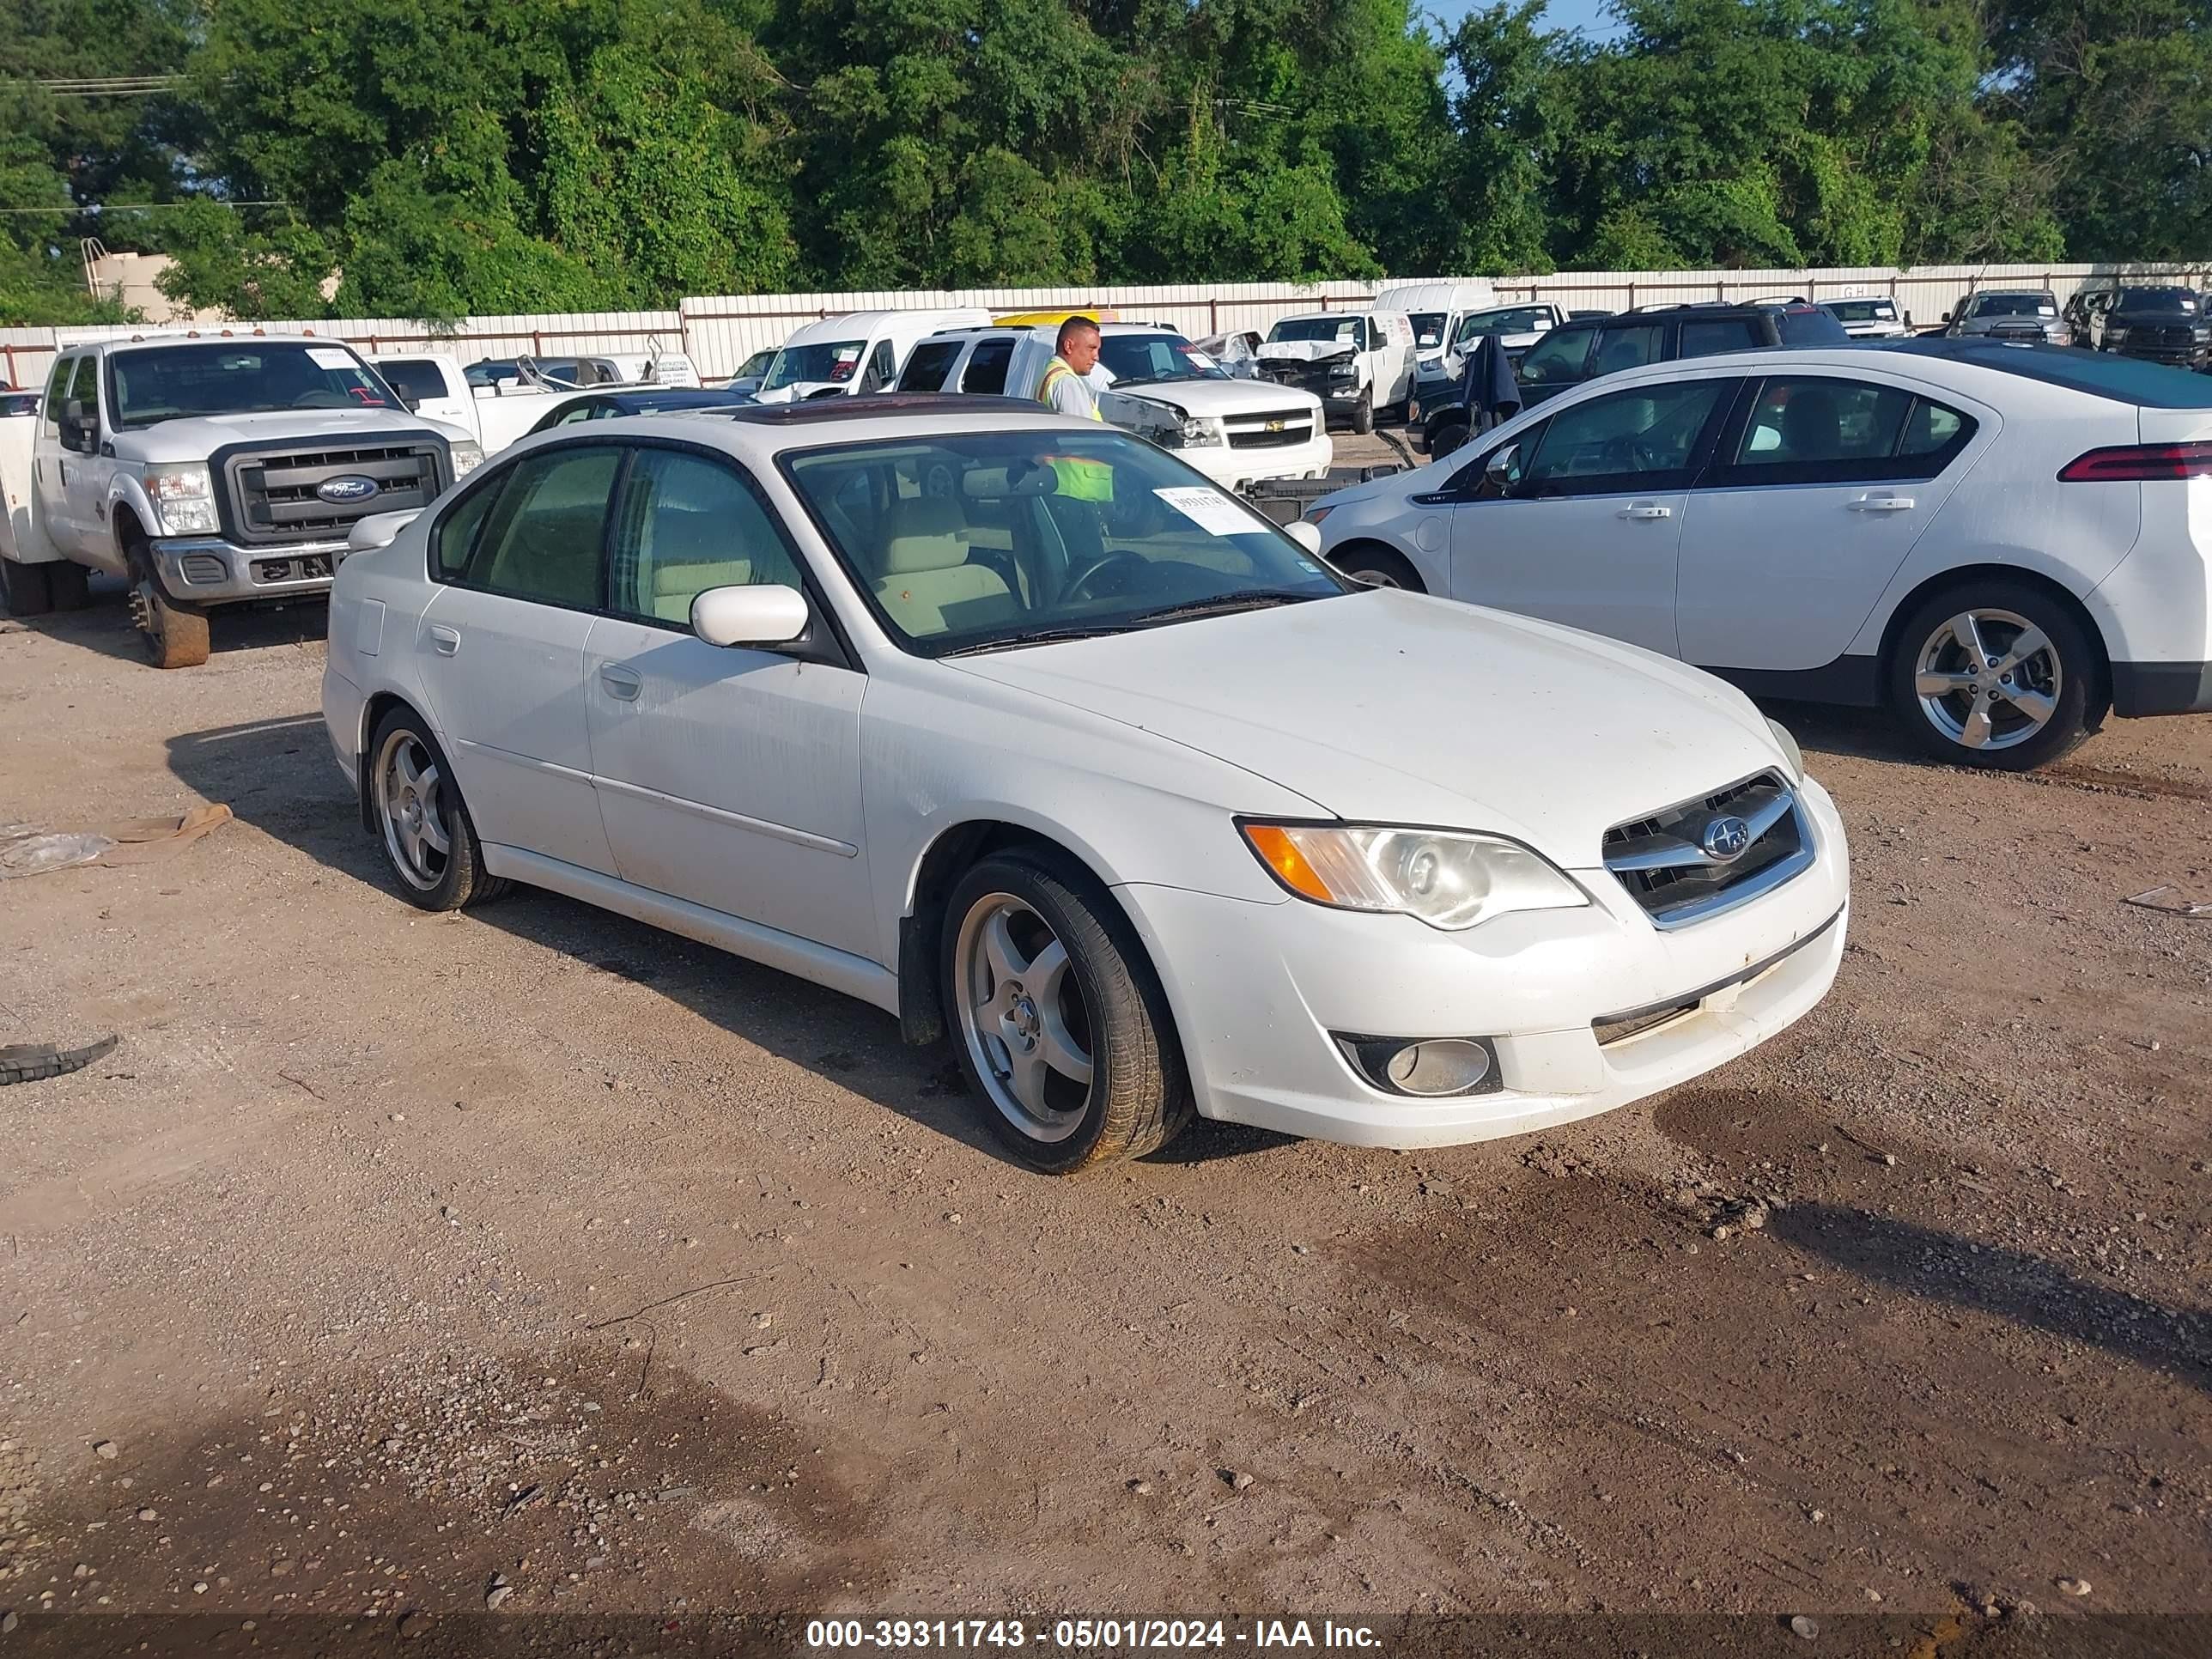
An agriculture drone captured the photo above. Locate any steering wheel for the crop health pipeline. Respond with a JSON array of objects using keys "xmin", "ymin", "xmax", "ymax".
[{"xmin": 1061, "ymin": 549, "xmax": 1151, "ymax": 603}]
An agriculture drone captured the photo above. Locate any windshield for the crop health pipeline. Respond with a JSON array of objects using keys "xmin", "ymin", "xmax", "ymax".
[
  {"xmin": 738, "ymin": 349, "xmax": 776, "ymax": 376},
  {"xmin": 1408, "ymin": 313, "xmax": 1449, "ymax": 349},
  {"xmin": 2117, "ymin": 288, "xmax": 2200, "ymax": 311},
  {"xmin": 1097, "ymin": 333, "xmax": 1228, "ymax": 386},
  {"xmin": 764, "ymin": 340, "xmax": 866, "ymax": 392},
  {"xmin": 1826, "ymin": 301, "xmax": 1898, "ymax": 322},
  {"xmin": 1970, "ymin": 294, "xmax": 2057, "ymax": 319},
  {"xmin": 108, "ymin": 343, "xmax": 399, "ymax": 429},
  {"xmin": 1267, "ymin": 317, "xmax": 1361, "ymax": 345},
  {"xmin": 781, "ymin": 428, "xmax": 1346, "ymax": 657},
  {"xmin": 1455, "ymin": 307, "xmax": 1554, "ymax": 344}
]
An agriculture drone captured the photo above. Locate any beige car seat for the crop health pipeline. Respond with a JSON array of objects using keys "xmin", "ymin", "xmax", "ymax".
[{"xmin": 871, "ymin": 498, "xmax": 1018, "ymax": 636}]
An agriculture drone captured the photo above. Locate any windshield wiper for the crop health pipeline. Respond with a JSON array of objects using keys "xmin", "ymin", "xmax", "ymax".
[
  {"xmin": 1121, "ymin": 589, "xmax": 1327, "ymax": 627},
  {"xmin": 941, "ymin": 623, "xmax": 1140, "ymax": 657}
]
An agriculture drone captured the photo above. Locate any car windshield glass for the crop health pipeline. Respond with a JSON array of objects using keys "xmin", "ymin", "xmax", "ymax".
[
  {"xmin": 2117, "ymin": 288, "xmax": 2200, "ymax": 311},
  {"xmin": 1971, "ymin": 295, "xmax": 2057, "ymax": 319},
  {"xmin": 108, "ymin": 343, "xmax": 399, "ymax": 428},
  {"xmin": 1407, "ymin": 313, "xmax": 1448, "ymax": 348},
  {"xmin": 1267, "ymin": 317, "xmax": 1360, "ymax": 344},
  {"xmin": 782, "ymin": 428, "xmax": 1347, "ymax": 657},
  {"xmin": 738, "ymin": 349, "xmax": 776, "ymax": 375},
  {"xmin": 1457, "ymin": 307, "xmax": 1553, "ymax": 343},
  {"xmin": 1097, "ymin": 333, "xmax": 1229, "ymax": 385},
  {"xmin": 1826, "ymin": 301, "xmax": 1897, "ymax": 322},
  {"xmin": 764, "ymin": 340, "xmax": 866, "ymax": 392}
]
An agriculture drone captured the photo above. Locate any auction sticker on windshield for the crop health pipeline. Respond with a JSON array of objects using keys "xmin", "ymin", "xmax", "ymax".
[
  {"xmin": 1154, "ymin": 486, "xmax": 1267, "ymax": 538},
  {"xmin": 307, "ymin": 347, "xmax": 358, "ymax": 370}
]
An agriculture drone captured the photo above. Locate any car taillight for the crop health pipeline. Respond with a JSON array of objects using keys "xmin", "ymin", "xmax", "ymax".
[{"xmin": 2057, "ymin": 442, "xmax": 2212, "ymax": 482}]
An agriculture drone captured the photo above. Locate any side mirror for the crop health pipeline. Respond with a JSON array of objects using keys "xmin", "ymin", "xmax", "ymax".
[
  {"xmin": 1284, "ymin": 520, "xmax": 1323, "ymax": 556},
  {"xmin": 347, "ymin": 509, "xmax": 421, "ymax": 554},
  {"xmin": 58, "ymin": 400, "xmax": 94, "ymax": 452},
  {"xmin": 692, "ymin": 583, "xmax": 810, "ymax": 648},
  {"xmin": 1485, "ymin": 443, "xmax": 1520, "ymax": 492},
  {"xmin": 1942, "ymin": 309, "xmax": 1953, "ymax": 323},
  {"xmin": 395, "ymin": 389, "xmax": 422, "ymax": 412}
]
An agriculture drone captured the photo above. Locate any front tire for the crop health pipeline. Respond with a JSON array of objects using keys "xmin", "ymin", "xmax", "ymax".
[
  {"xmin": 1429, "ymin": 422, "xmax": 1470, "ymax": 460},
  {"xmin": 1331, "ymin": 541, "xmax": 1424, "ymax": 592},
  {"xmin": 368, "ymin": 708, "xmax": 507, "ymax": 910},
  {"xmin": 1888, "ymin": 581, "xmax": 2101, "ymax": 771},
  {"xmin": 126, "ymin": 552, "xmax": 210, "ymax": 669},
  {"xmin": 941, "ymin": 851, "xmax": 1193, "ymax": 1173},
  {"xmin": 1351, "ymin": 388, "xmax": 1375, "ymax": 434}
]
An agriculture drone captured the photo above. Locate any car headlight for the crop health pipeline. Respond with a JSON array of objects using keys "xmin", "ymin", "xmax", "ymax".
[
  {"xmin": 147, "ymin": 465, "xmax": 219, "ymax": 536},
  {"xmin": 1328, "ymin": 362, "xmax": 1358, "ymax": 381},
  {"xmin": 1240, "ymin": 822, "xmax": 1586, "ymax": 931},
  {"xmin": 450, "ymin": 440, "xmax": 485, "ymax": 477},
  {"xmin": 1176, "ymin": 414, "xmax": 1226, "ymax": 448},
  {"xmin": 1765, "ymin": 718, "xmax": 1805, "ymax": 784}
]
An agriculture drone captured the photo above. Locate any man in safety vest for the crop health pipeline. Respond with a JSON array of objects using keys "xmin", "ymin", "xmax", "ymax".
[
  {"xmin": 1038, "ymin": 317, "xmax": 1103, "ymax": 419},
  {"xmin": 1035, "ymin": 316, "xmax": 1115, "ymax": 526}
]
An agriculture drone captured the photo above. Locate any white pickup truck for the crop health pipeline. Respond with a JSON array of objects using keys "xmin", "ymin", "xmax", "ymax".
[
  {"xmin": 0, "ymin": 335, "xmax": 480, "ymax": 665},
  {"xmin": 362, "ymin": 348, "xmax": 705, "ymax": 456}
]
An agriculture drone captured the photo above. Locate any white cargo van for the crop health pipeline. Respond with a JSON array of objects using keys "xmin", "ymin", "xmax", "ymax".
[
  {"xmin": 1255, "ymin": 309, "xmax": 1415, "ymax": 432},
  {"xmin": 1372, "ymin": 281, "xmax": 1498, "ymax": 375},
  {"xmin": 752, "ymin": 309, "xmax": 991, "ymax": 404}
]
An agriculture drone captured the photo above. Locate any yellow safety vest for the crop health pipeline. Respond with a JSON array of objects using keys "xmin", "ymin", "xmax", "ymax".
[{"xmin": 1038, "ymin": 357, "xmax": 1115, "ymax": 502}]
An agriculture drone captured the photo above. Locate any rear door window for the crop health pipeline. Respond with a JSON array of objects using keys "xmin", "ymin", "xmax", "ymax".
[
  {"xmin": 1716, "ymin": 377, "xmax": 1976, "ymax": 484},
  {"xmin": 960, "ymin": 338, "xmax": 1016, "ymax": 395},
  {"xmin": 1680, "ymin": 319, "xmax": 1763, "ymax": 358},
  {"xmin": 1587, "ymin": 325, "xmax": 1664, "ymax": 378},
  {"xmin": 898, "ymin": 339, "xmax": 963, "ymax": 393},
  {"xmin": 1516, "ymin": 327, "xmax": 1596, "ymax": 387}
]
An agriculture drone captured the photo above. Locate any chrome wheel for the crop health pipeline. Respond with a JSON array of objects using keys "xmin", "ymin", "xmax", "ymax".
[
  {"xmin": 374, "ymin": 728, "xmax": 454, "ymax": 892},
  {"xmin": 1913, "ymin": 608, "xmax": 2062, "ymax": 752},
  {"xmin": 953, "ymin": 893, "xmax": 1096, "ymax": 1144}
]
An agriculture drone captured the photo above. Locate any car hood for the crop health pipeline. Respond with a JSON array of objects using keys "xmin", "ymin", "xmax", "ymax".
[
  {"xmin": 112, "ymin": 409, "xmax": 453, "ymax": 465},
  {"xmin": 950, "ymin": 590, "xmax": 1786, "ymax": 866},
  {"xmin": 1109, "ymin": 380, "xmax": 1323, "ymax": 417},
  {"xmin": 2109, "ymin": 307, "xmax": 2202, "ymax": 326},
  {"xmin": 1257, "ymin": 341, "xmax": 1356, "ymax": 364}
]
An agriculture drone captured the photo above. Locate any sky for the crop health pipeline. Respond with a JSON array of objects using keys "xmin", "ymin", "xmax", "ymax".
[{"xmin": 1437, "ymin": 0, "xmax": 1626, "ymax": 40}]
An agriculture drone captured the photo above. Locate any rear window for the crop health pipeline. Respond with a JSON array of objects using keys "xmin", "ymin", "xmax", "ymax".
[
  {"xmin": 898, "ymin": 338, "xmax": 963, "ymax": 393},
  {"xmin": 1826, "ymin": 301, "xmax": 1898, "ymax": 323},
  {"xmin": 1776, "ymin": 307, "xmax": 1850, "ymax": 345},
  {"xmin": 1896, "ymin": 341, "xmax": 2212, "ymax": 409}
]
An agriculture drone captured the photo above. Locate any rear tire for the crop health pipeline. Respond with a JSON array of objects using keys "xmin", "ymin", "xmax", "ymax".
[
  {"xmin": 367, "ymin": 708, "xmax": 508, "ymax": 911},
  {"xmin": 940, "ymin": 849, "xmax": 1194, "ymax": 1174},
  {"xmin": 49, "ymin": 562, "xmax": 92, "ymax": 611},
  {"xmin": 0, "ymin": 557, "xmax": 54, "ymax": 617},
  {"xmin": 1887, "ymin": 580, "xmax": 2101, "ymax": 772}
]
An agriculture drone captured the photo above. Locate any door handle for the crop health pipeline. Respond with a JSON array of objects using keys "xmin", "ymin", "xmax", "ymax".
[
  {"xmin": 428, "ymin": 623, "xmax": 461, "ymax": 656},
  {"xmin": 1618, "ymin": 502, "xmax": 1672, "ymax": 520},
  {"xmin": 1850, "ymin": 495, "xmax": 1916, "ymax": 512},
  {"xmin": 599, "ymin": 665, "xmax": 643, "ymax": 701}
]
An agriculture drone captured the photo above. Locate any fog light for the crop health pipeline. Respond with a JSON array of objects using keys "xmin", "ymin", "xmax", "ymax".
[{"xmin": 1334, "ymin": 1033, "xmax": 1501, "ymax": 1097}]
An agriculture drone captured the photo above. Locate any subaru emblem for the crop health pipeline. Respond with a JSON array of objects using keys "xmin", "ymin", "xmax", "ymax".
[
  {"xmin": 1701, "ymin": 815, "xmax": 1753, "ymax": 861},
  {"xmin": 316, "ymin": 476, "xmax": 380, "ymax": 504}
]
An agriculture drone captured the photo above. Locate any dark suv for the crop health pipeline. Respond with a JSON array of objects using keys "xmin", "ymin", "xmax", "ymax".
[
  {"xmin": 2069, "ymin": 285, "xmax": 2210, "ymax": 369},
  {"xmin": 1419, "ymin": 301, "xmax": 1849, "ymax": 457}
]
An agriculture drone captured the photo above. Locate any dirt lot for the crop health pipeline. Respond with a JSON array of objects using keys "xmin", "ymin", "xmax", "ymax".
[{"xmin": 1, "ymin": 577, "xmax": 2207, "ymax": 1659}]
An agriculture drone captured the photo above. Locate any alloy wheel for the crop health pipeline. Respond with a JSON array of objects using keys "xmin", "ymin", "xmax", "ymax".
[
  {"xmin": 953, "ymin": 893, "xmax": 1097, "ymax": 1143},
  {"xmin": 374, "ymin": 728, "xmax": 454, "ymax": 892},
  {"xmin": 1913, "ymin": 608, "xmax": 2063, "ymax": 752}
]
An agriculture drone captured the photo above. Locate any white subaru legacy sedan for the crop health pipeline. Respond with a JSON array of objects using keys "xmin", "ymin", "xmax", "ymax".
[{"xmin": 321, "ymin": 397, "xmax": 1850, "ymax": 1171}]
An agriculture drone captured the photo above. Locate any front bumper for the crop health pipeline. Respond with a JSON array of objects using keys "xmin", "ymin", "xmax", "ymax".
[
  {"xmin": 153, "ymin": 535, "xmax": 349, "ymax": 605},
  {"xmin": 1119, "ymin": 778, "xmax": 1850, "ymax": 1148},
  {"xmin": 2110, "ymin": 341, "xmax": 2210, "ymax": 369},
  {"xmin": 1176, "ymin": 434, "xmax": 1334, "ymax": 494}
]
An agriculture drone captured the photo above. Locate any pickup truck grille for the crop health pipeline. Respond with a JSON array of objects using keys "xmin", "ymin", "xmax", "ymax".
[
  {"xmin": 216, "ymin": 437, "xmax": 447, "ymax": 546},
  {"xmin": 2116, "ymin": 326, "xmax": 2202, "ymax": 362},
  {"xmin": 1601, "ymin": 772, "xmax": 1813, "ymax": 929},
  {"xmin": 1225, "ymin": 410, "xmax": 1317, "ymax": 449}
]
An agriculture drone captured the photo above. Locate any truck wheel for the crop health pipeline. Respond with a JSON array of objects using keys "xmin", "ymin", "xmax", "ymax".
[
  {"xmin": 49, "ymin": 562, "xmax": 92, "ymax": 611},
  {"xmin": 1430, "ymin": 422, "xmax": 1471, "ymax": 460},
  {"xmin": 1352, "ymin": 388, "xmax": 1375, "ymax": 434},
  {"xmin": 127, "ymin": 559, "xmax": 210, "ymax": 669},
  {"xmin": 0, "ymin": 557, "xmax": 55, "ymax": 617}
]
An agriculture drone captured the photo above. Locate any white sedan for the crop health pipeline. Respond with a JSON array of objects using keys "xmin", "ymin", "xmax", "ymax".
[
  {"xmin": 323, "ymin": 398, "xmax": 1847, "ymax": 1170},
  {"xmin": 1306, "ymin": 338, "xmax": 2212, "ymax": 771}
]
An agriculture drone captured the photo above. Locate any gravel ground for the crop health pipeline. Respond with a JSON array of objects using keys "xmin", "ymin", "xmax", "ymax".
[{"xmin": 0, "ymin": 577, "xmax": 2207, "ymax": 1659}]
